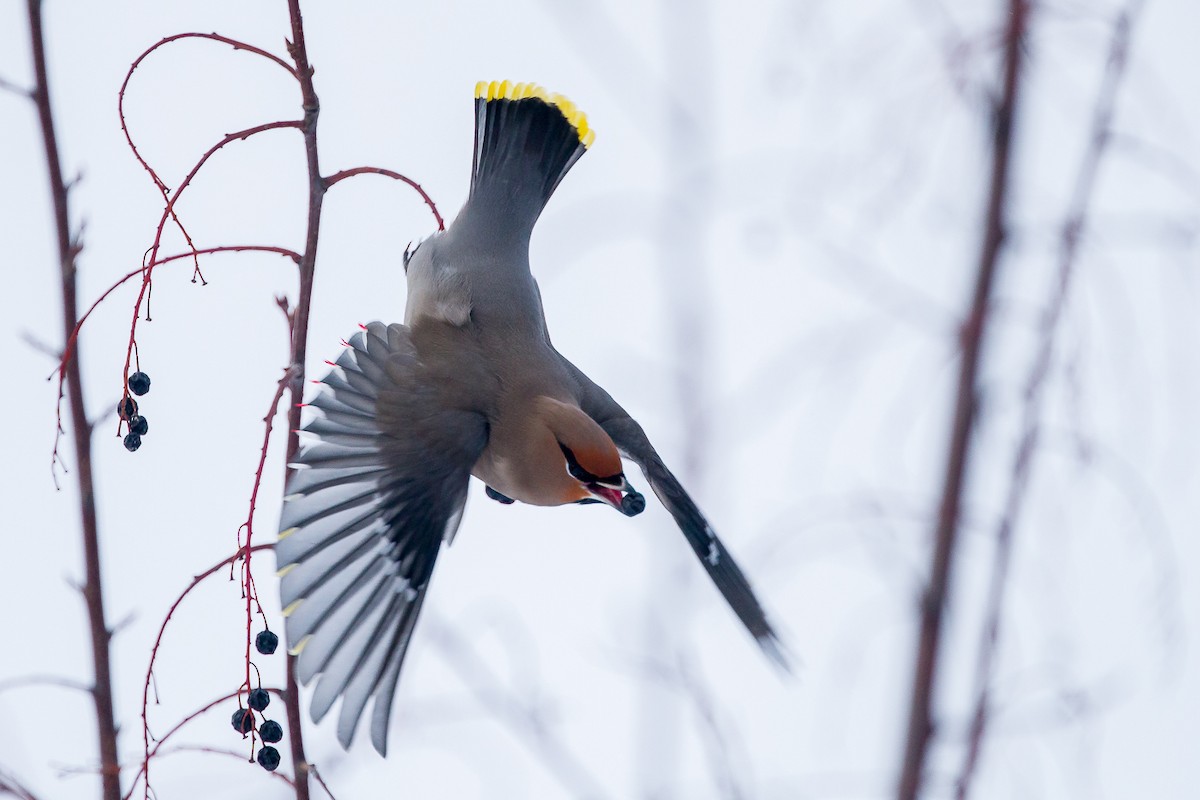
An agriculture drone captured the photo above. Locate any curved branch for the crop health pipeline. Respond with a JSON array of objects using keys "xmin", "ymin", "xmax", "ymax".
[
  {"xmin": 49, "ymin": 245, "xmax": 302, "ymax": 479},
  {"xmin": 120, "ymin": 33, "xmax": 297, "ymax": 196},
  {"xmin": 120, "ymin": 120, "xmax": 304, "ymax": 399},
  {"xmin": 118, "ymin": 34, "xmax": 297, "ymax": 288},
  {"xmin": 325, "ymin": 166, "xmax": 445, "ymax": 231}
]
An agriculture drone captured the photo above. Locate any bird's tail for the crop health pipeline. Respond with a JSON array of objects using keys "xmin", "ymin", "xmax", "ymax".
[{"xmin": 469, "ymin": 81, "xmax": 594, "ymax": 229}]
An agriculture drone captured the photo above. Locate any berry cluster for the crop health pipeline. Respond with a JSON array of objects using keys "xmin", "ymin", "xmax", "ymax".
[
  {"xmin": 229, "ymin": 629, "xmax": 285, "ymax": 771},
  {"xmin": 120, "ymin": 371, "xmax": 152, "ymax": 452}
]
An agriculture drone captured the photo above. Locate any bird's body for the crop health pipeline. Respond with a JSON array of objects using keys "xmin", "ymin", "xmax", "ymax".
[{"xmin": 276, "ymin": 81, "xmax": 785, "ymax": 754}]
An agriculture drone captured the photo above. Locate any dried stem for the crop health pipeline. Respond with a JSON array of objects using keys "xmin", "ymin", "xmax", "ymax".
[
  {"xmin": 953, "ymin": 4, "xmax": 1144, "ymax": 798},
  {"xmin": 25, "ymin": 1, "xmax": 120, "ymax": 797},
  {"xmin": 896, "ymin": 2, "xmax": 1030, "ymax": 799}
]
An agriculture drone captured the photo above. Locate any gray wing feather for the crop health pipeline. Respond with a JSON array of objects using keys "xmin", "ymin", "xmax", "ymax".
[
  {"xmin": 277, "ymin": 321, "xmax": 488, "ymax": 753},
  {"xmin": 561, "ymin": 357, "xmax": 790, "ymax": 670}
]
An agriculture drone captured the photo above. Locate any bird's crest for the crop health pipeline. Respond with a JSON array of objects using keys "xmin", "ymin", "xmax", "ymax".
[{"xmin": 468, "ymin": 81, "xmax": 594, "ymax": 230}]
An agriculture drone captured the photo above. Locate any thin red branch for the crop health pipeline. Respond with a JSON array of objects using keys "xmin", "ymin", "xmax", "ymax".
[
  {"xmin": 119, "ymin": 32, "xmax": 297, "ymax": 198},
  {"xmin": 896, "ymin": 2, "xmax": 1030, "ymax": 799},
  {"xmin": 49, "ymin": 245, "xmax": 301, "ymax": 480},
  {"xmin": 25, "ymin": 1, "xmax": 121, "ymax": 797},
  {"xmin": 325, "ymin": 166, "xmax": 445, "ymax": 230},
  {"xmin": 138, "ymin": 544, "xmax": 272, "ymax": 800},
  {"xmin": 123, "ymin": 687, "xmax": 285, "ymax": 800},
  {"xmin": 117, "ymin": 33, "xmax": 295, "ymax": 291},
  {"xmin": 954, "ymin": 4, "xmax": 1144, "ymax": 798},
  {"xmin": 117, "ymin": 120, "xmax": 303, "ymax": 432},
  {"xmin": 238, "ymin": 368, "xmax": 295, "ymax": 713}
]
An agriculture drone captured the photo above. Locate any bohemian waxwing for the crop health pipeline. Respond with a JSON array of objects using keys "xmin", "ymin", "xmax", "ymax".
[{"xmin": 276, "ymin": 80, "xmax": 787, "ymax": 753}]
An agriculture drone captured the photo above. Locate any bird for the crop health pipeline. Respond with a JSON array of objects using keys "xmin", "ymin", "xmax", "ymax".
[{"xmin": 275, "ymin": 80, "xmax": 787, "ymax": 754}]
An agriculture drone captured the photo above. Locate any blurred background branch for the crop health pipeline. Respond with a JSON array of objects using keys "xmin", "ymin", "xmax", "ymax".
[{"xmin": 897, "ymin": 1, "xmax": 1030, "ymax": 797}]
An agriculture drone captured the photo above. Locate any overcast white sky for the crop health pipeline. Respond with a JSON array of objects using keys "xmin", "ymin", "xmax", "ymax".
[{"xmin": 1, "ymin": 1, "xmax": 1198, "ymax": 798}]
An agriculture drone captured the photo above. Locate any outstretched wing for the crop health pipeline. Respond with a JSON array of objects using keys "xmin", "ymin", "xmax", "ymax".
[
  {"xmin": 562, "ymin": 358, "xmax": 789, "ymax": 669},
  {"xmin": 277, "ymin": 321, "xmax": 488, "ymax": 753}
]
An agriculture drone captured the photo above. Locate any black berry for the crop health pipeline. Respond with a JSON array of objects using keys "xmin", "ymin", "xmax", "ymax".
[
  {"xmin": 257, "ymin": 745, "xmax": 281, "ymax": 772},
  {"xmin": 129, "ymin": 415, "xmax": 149, "ymax": 436},
  {"xmin": 247, "ymin": 687, "xmax": 270, "ymax": 712},
  {"xmin": 259, "ymin": 720, "xmax": 283, "ymax": 744},
  {"xmin": 231, "ymin": 707, "xmax": 253, "ymax": 735},
  {"xmin": 123, "ymin": 433, "xmax": 142, "ymax": 452},
  {"xmin": 118, "ymin": 397, "xmax": 138, "ymax": 420},
  {"xmin": 128, "ymin": 371, "xmax": 151, "ymax": 396},
  {"xmin": 621, "ymin": 490, "xmax": 646, "ymax": 517},
  {"xmin": 255, "ymin": 629, "xmax": 279, "ymax": 655}
]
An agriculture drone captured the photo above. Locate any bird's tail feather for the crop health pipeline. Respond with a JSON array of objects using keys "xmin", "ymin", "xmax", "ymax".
[{"xmin": 469, "ymin": 80, "xmax": 594, "ymax": 227}]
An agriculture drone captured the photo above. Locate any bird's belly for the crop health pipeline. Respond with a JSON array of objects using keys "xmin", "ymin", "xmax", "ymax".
[{"xmin": 471, "ymin": 443, "xmax": 562, "ymax": 507}]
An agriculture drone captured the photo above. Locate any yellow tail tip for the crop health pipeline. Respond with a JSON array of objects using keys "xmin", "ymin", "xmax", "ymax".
[{"xmin": 475, "ymin": 80, "xmax": 595, "ymax": 147}]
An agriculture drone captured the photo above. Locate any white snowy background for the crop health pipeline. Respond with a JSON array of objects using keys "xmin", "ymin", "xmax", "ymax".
[{"xmin": 1, "ymin": 1, "xmax": 1197, "ymax": 798}]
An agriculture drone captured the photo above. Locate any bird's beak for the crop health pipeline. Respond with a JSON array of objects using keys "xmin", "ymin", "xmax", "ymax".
[{"xmin": 587, "ymin": 477, "xmax": 646, "ymax": 517}]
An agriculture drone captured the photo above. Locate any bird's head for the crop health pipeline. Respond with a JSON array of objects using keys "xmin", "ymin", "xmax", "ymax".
[{"xmin": 535, "ymin": 397, "xmax": 645, "ymax": 516}]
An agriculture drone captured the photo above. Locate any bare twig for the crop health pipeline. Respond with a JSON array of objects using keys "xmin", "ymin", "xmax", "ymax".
[
  {"xmin": 118, "ymin": 31, "xmax": 300, "ymax": 284},
  {"xmin": 137, "ymin": 544, "xmax": 273, "ymax": 800},
  {"xmin": 954, "ymin": 4, "xmax": 1145, "ymax": 798},
  {"xmin": 0, "ymin": 768, "xmax": 41, "ymax": 800},
  {"xmin": 0, "ymin": 73, "xmax": 32, "ymax": 97},
  {"xmin": 149, "ymin": 745, "xmax": 296, "ymax": 789},
  {"xmin": 644, "ymin": 654, "xmax": 748, "ymax": 800},
  {"xmin": 325, "ymin": 166, "xmax": 445, "ymax": 230},
  {"xmin": 236, "ymin": 367, "xmax": 296, "ymax": 716},
  {"xmin": 896, "ymin": 2, "xmax": 1030, "ymax": 798},
  {"xmin": 25, "ymin": 1, "xmax": 121, "ymax": 797},
  {"xmin": 425, "ymin": 617, "xmax": 612, "ymax": 799},
  {"xmin": 50, "ymin": 120, "xmax": 304, "ymax": 479},
  {"xmin": 0, "ymin": 675, "xmax": 92, "ymax": 696},
  {"xmin": 308, "ymin": 765, "xmax": 339, "ymax": 800},
  {"xmin": 123, "ymin": 686, "xmax": 284, "ymax": 799}
]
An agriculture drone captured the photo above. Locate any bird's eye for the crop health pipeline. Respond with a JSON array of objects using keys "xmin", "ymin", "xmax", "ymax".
[{"xmin": 560, "ymin": 445, "xmax": 593, "ymax": 482}]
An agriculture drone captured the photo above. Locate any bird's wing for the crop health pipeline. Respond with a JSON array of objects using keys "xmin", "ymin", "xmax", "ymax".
[
  {"xmin": 277, "ymin": 321, "xmax": 488, "ymax": 753},
  {"xmin": 562, "ymin": 358, "xmax": 790, "ymax": 670}
]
